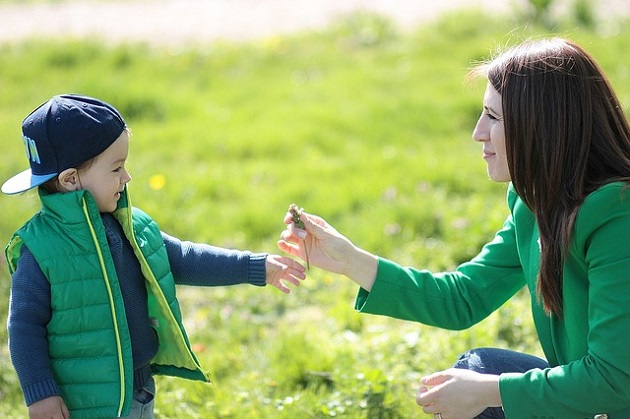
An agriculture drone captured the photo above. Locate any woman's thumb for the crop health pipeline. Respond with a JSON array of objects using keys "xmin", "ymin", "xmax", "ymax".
[{"xmin": 421, "ymin": 370, "xmax": 449, "ymax": 387}]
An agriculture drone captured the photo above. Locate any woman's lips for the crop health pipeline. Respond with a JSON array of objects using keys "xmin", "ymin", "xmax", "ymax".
[{"xmin": 483, "ymin": 150, "xmax": 496, "ymax": 160}]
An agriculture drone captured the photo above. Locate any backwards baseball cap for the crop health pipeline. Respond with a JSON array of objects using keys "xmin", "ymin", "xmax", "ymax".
[{"xmin": 1, "ymin": 94, "xmax": 126, "ymax": 195}]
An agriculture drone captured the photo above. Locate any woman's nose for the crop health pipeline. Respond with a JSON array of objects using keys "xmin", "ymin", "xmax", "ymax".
[{"xmin": 472, "ymin": 115, "xmax": 488, "ymax": 143}]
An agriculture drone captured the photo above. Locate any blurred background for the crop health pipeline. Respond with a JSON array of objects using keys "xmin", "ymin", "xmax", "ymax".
[
  {"xmin": 2, "ymin": 0, "xmax": 629, "ymax": 46},
  {"xmin": 1, "ymin": 0, "xmax": 629, "ymax": 417}
]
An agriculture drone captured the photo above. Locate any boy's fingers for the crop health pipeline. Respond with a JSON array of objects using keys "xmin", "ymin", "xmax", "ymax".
[{"xmin": 274, "ymin": 283, "xmax": 291, "ymax": 294}]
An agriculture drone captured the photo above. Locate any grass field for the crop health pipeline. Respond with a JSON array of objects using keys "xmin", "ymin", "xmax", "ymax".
[{"xmin": 1, "ymin": 6, "xmax": 629, "ymax": 418}]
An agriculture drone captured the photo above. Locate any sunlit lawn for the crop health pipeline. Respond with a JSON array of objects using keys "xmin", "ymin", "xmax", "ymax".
[{"xmin": 1, "ymin": 6, "xmax": 629, "ymax": 417}]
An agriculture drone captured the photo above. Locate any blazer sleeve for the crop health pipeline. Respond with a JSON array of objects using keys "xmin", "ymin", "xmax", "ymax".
[{"xmin": 354, "ymin": 207, "xmax": 526, "ymax": 330}]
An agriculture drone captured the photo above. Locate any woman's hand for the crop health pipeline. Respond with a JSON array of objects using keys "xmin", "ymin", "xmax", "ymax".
[
  {"xmin": 264, "ymin": 254, "xmax": 306, "ymax": 294},
  {"xmin": 28, "ymin": 396, "xmax": 70, "ymax": 419},
  {"xmin": 416, "ymin": 368, "xmax": 501, "ymax": 418},
  {"xmin": 278, "ymin": 209, "xmax": 378, "ymax": 290}
]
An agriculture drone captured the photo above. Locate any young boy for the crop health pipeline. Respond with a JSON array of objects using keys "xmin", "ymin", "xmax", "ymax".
[{"xmin": 2, "ymin": 94, "xmax": 306, "ymax": 418}]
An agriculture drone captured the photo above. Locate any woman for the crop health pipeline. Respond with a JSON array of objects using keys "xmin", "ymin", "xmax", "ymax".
[{"xmin": 279, "ymin": 38, "xmax": 630, "ymax": 418}]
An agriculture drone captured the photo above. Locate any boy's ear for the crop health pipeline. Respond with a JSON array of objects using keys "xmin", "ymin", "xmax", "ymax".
[{"xmin": 58, "ymin": 168, "xmax": 80, "ymax": 191}]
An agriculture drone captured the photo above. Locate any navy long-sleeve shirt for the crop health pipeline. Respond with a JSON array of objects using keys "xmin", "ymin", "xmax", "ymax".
[{"xmin": 8, "ymin": 213, "xmax": 267, "ymax": 406}]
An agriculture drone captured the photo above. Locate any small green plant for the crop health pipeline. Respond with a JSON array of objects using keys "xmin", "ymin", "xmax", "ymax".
[{"xmin": 289, "ymin": 203, "xmax": 309, "ymax": 269}]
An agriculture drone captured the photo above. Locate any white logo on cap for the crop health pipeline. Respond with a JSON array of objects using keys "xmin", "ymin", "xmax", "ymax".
[{"xmin": 22, "ymin": 135, "xmax": 41, "ymax": 164}]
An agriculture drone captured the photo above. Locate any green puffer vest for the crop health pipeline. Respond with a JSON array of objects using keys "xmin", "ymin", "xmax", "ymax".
[{"xmin": 5, "ymin": 188, "xmax": 211, "ymax": 418}]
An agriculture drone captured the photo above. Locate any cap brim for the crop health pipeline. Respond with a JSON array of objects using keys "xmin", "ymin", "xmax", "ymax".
[{"xmin": 1, "ymin": 168, "xmax": 57, "ymax": 195}]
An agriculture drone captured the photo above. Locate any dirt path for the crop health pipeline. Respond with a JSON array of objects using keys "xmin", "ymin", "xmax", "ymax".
[{"xmin": 1, "ymin": 0, "xmax": 629, "ymax": 47}]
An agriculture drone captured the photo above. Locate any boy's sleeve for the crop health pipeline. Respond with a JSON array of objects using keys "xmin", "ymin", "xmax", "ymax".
[
  {"xmin": 8, "ymin": 245, "xmax": 61, "ymax": 405},
  {"xmin": 161, "ymin": 231, "xmax": 267, "ymax": 287}
]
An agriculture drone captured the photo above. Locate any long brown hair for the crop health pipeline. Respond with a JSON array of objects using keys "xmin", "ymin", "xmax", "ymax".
[{"xmin": 476, "ymin": 38, "xmax": 630, "ymax": 317}]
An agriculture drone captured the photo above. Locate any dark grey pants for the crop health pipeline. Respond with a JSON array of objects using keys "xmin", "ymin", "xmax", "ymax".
[{"xmin": 453, "ymin": 347, "xmax": 549, "ymax": 419}]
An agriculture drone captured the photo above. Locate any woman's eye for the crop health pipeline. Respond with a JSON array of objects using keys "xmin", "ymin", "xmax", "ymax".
[{"xmin": 487, "ymin": 113, "xmax": 498, "ymax": 121}]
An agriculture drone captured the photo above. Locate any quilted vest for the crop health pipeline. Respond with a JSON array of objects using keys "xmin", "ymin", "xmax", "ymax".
[{"xmin": 5, "ymin": 187, "xmax": 211, "ymax": 418}]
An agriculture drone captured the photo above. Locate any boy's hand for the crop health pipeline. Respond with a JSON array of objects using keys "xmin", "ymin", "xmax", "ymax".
[
  {"xmin": 265, "ymin": 254, "xmax": 306, "ymax": 294},
  {"xmin": 29, "ymin": 396, "xmax": 70, "ymax": 419}
]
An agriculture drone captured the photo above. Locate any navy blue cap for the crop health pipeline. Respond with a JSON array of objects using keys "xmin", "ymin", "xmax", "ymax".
[{"xmin": 2, "ymin": 94, "xmax": 126, "ymax": 195}]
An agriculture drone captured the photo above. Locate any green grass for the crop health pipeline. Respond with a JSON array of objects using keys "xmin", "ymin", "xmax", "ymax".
[{"xmin": 1, "ymin": 8, "xmax": 630, "ymax": 418}]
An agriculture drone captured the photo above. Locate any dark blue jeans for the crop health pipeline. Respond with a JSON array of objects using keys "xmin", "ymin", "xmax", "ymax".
[{"xmin": 453, "ymin": 347, "xmax": 549, "ymax": 419}]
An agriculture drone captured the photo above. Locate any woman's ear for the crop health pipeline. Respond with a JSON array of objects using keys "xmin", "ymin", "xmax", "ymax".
[{"xmin": 58, "ymin": 168, "xmax": 80, "ymax": 191}]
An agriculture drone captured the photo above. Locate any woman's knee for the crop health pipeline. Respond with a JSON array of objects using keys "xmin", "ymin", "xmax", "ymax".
[{"xmin": 453, "ymin": 347, "xmax": 548, "ymax": 375}]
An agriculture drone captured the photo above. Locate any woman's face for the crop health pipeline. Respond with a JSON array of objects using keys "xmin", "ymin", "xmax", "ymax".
[{"xmin": 472, "ymin": 82, "xmax": 510, "ymax": 182}]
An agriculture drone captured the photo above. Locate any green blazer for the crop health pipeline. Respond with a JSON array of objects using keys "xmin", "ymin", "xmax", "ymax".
[{"xmin": 355, "ymin": 182, "xmax": 630, "ymax": 418}]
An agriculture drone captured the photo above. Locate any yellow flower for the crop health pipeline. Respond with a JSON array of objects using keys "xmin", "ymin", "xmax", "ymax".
[{"xmin": 148, "ymin": 174, "xmax": 166, "ymax": 190}]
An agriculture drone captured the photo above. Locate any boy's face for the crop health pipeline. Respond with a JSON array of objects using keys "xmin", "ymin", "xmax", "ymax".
[{"xmin": 78, "ymin": 131, "xmax": 131, "ymax": 212}]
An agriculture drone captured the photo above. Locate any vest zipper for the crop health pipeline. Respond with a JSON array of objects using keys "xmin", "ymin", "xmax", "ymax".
[
  {"xmin": 82, "ymin": 199, "xmax": 126, "ymax": 417},
  {"xmin": 123, "ymin": 204, "xmax": 205, "ymax": 375}
]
